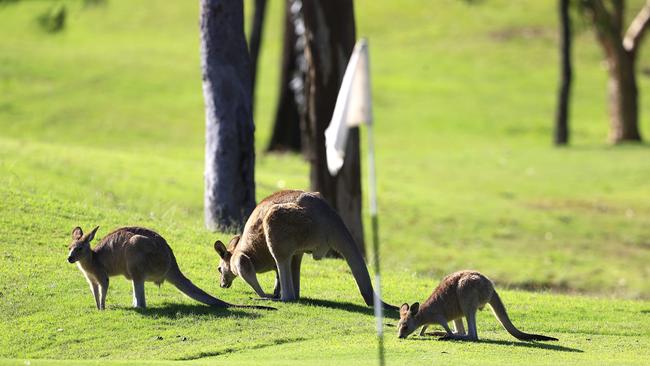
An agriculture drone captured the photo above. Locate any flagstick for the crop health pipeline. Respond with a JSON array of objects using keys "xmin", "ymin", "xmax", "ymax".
[{"xmin": 366, "ymin": 122, "xmax": 385, "ymax": 366}]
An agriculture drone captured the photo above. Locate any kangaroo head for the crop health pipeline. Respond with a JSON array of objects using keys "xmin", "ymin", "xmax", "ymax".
[
  {"xmin": 67, "ymin": 226, "xmax": 99, "ymax": 263},
  {"xmin": 213, "ymin": 235, "xmax": 240, "ymax": 288},
  {"xmin": 397, "ymin": 302, "xmax": 420, "ymax": 339}
]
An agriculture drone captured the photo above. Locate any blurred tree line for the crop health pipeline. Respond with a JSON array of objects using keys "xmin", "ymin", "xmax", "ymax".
[{"xmin": 202, "ymin": 0, "xmax": 650, "ymax": 244}]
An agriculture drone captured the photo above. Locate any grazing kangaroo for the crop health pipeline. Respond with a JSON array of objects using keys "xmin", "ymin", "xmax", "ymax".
[
  {"xmin": 213, "ymin": 190, "xmax": 397, "ymax": 310},
  {"xmin": 397, "ymin": 270, "xmax": 558, "ymax": 341},
  {"xmin": 67, "ymin": 226, "xmax": 274, "ymax": 310}
]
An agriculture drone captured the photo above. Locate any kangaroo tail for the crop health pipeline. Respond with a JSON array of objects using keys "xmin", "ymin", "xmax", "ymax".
[
  {"xmin": 166, "ymin": 252, "xmax": 275, "ymax": 311},
  {"xmin": 488, "ymin": 291, "xmax": 557, "ymax": 341},
  {"xmin": 330, "ymin": 213, "xmax": 398, "ymax": 311}
]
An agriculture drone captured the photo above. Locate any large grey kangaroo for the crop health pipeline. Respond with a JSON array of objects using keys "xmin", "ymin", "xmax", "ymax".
[
  {"xmin": 67, "ymin": 226, "xmax": 274, "ymax": 310},
  {"xmin": 213, "ymin": 190, "xmax": 397, "ymax": 310}
]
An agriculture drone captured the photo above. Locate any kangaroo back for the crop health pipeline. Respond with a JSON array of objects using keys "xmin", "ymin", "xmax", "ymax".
[{"xmin": 489, "ymin": 291, "xmax": 558, "ymax": 341}]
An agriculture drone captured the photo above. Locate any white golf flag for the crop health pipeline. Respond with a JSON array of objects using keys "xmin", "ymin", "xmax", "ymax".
[{"xmin": 325, "ymin": 38, "xmax": 373, "ymax": 176}]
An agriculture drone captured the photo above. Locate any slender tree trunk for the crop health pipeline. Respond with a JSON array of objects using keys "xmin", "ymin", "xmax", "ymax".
[
  {"xmin": 302, "ymin": 0, "xmax": 365, "ymax": 256},
  {"xmin": 267, "ymin": 0, "xmax": 303, "ymax": 153},
  {"xmin": 606, "ymin": 51, "xmax": 642, "ymax": 142},
  {"xmin": 555, "ymin": 0, "xmax": 572, "ymax": 146},
  {"xmin": 249, "ymin": 0, "xmax": 266, "ymax": 95},
  {"xmin": 200, "ymin": 0, "xmax": 256, "ymax": 232}
]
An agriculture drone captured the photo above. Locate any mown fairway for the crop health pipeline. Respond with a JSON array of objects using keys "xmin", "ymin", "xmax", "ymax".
[{"xmin": 1, "ymin": 0, "xmax": 649, "ymax": 365}]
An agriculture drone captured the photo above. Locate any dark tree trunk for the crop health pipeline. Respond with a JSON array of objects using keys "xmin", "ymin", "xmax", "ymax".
[
  {"xmin": 266, "ymin": 0, "xmax": 303, "ymax": 153},
  {"xmin": 301, "ymin": 0, "xmax": 365, "ymax": 256},
  {"xmin": 606, "ymin": 50, "xmax": 642, "ymax": 142},
  {"xmin": 200, "ymin": 0, "xmax": 256, "ymax": 232},
  {"xmin": 555, "ymin": 0, "xmax": 572, "ymax": 146},
  {"xmin": 249, "ymin": 0, "xmax": 267, "ymax": 95}
]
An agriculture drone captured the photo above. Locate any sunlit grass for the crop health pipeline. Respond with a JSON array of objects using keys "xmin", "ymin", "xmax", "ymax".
[{"xmin": 1, "ymin": 0, "xmax": 649, "ymax": 364}]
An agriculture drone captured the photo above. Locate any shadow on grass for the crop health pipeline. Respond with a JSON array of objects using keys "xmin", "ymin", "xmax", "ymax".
[
  {"xmin": 410, "ymin": 335, "xmax": 583, "ymax": 353},
  {"xmin": 299, "ymin": 297, "xmax": 400, "ymax": 319},
  {"xmin": 477, "ymin": 338, "xmax": 583, "ymax": 353},
  {"xmin": 176, "ymin": 336, "xmax": 307, "ymax": 361},
  {"xmin": 119, "ymin": 303, "xmax": 262, "ymax": 319},
  {"xmin": 641, "ymin": 309, "xmax": 650, "ymax": 314}
]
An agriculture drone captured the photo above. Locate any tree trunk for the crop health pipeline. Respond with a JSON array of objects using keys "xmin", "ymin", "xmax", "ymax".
[
  {"xmin": 302, "ymin": 0, "xmax": 365, "ymax": 256},
  {"xmin": 249, "ymin": 0, "xmax": 266, "ymax": 96},
  {"xmin": 606, "ymin": 50, "xmax": 642, "ymax": 143},
  {"xmin": 266, "ymin": 0, "xmax": 303, "ymax": 153},
  {"xmin": 581, "ymin": 0, "xmax": 646, "ymax": 143},
  {"xmin": 555, "ymin": 0, "xmax": 572, "ymax": 146},
  {"xmin": 200, "ymin": 0, "xmax": 256, "ymax": 233}
]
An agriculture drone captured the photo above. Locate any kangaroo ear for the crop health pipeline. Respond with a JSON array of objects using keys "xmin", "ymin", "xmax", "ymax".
[
  {"xmin": 410, "ymin": 302, "xmax": 420, "ymax": 315},
  {"xmin": 214, "ymin": 240, "xmax": 228, "ymax": 258},
  {"xmin": 400, "ymin": 303, "xmax": 410, "ymax": 317},
  {"xmin": 72, "ymin": 227, "xmax": 83, "ymax": 240},
  {"xmin": 85, "ymin": 226, "xmax": 99, "ymax": 242},
  {"xmin": 227, "ymin": 235, "xmax": 241, "ymax": 249}
]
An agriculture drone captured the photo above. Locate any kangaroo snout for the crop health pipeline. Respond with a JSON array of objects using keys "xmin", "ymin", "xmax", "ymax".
[{"xmin": 67, "ymin": 256, "xmax": 75, "ymax": 263}]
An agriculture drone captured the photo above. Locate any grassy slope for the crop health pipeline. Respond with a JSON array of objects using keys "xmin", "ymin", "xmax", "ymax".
[{"xmin": 0, "ymin": 0, "xmax": 649, "ymax": 364}]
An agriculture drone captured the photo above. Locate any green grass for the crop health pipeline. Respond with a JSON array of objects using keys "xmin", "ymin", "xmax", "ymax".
[{"xmin": 1, "ymin": 0, "xmax": 650, "ymax": 364}]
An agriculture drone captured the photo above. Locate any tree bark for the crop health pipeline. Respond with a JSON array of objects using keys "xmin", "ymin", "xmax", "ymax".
[
  {"xmin": 266, "ymin": 0, "xmax": 303, "ymax": 153},
  {"xmin": 582, "ymin": 0, "xmax": 646, "ymax": 143},
  {"xmin": 249, "ymin": 0, "xmax": 266, "ymax": 96},
  {"xmin": 606, "ymin": 50, "xmax": 641, "ymax": 142},
  {"xmin": 555, "ymin": 0, "xmax": 572, "ymax": 146},
  {"xmin": 200, "ymin": 0, "xmax": 256, "ymax": 232},
  {"xmin": 301, "ymin": 0, "xmax": 365, "ymax": 256}
]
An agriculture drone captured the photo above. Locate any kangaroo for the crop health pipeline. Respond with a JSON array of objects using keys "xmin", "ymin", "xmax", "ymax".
[
  {"xmin": 67, "ymin": 226, "xmax": 274, "ymax": 310},
  {"xmin": 397, "ymin": 270, "xmax": 558, "ymax": 342},
  {"xmin": 213, "ymin": 190, "xmax": 397, "ymax": 310}
]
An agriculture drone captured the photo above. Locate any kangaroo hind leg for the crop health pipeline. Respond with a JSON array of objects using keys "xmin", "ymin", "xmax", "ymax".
[
  {"xmin": 275, "ymin": 258, "xmax": 296, "ymax": 301},
  {"xmin": 439, "ymin": 292, "xmax": 478, "ymax": 341},
  {"xmin": 460, "ymin": 304, "xmax": 479, "ymax": 341},
  {"xmin": 132, "ymin": 279, "xmax": 146, "ymax": 309},
  {"xmin": 291, "ymin": 253, "xmax": 303, "ymax": 299},
  {"xmin": 263, "ymin": 203, "xmax": 307, "ymax": 302},
  {"xmin": 264, "ymin": 239, "xmax": 296, "ymax": 301},
  {"xmin": 454, "ymin": 319, "xmax": 466, "ymax": 335}
]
